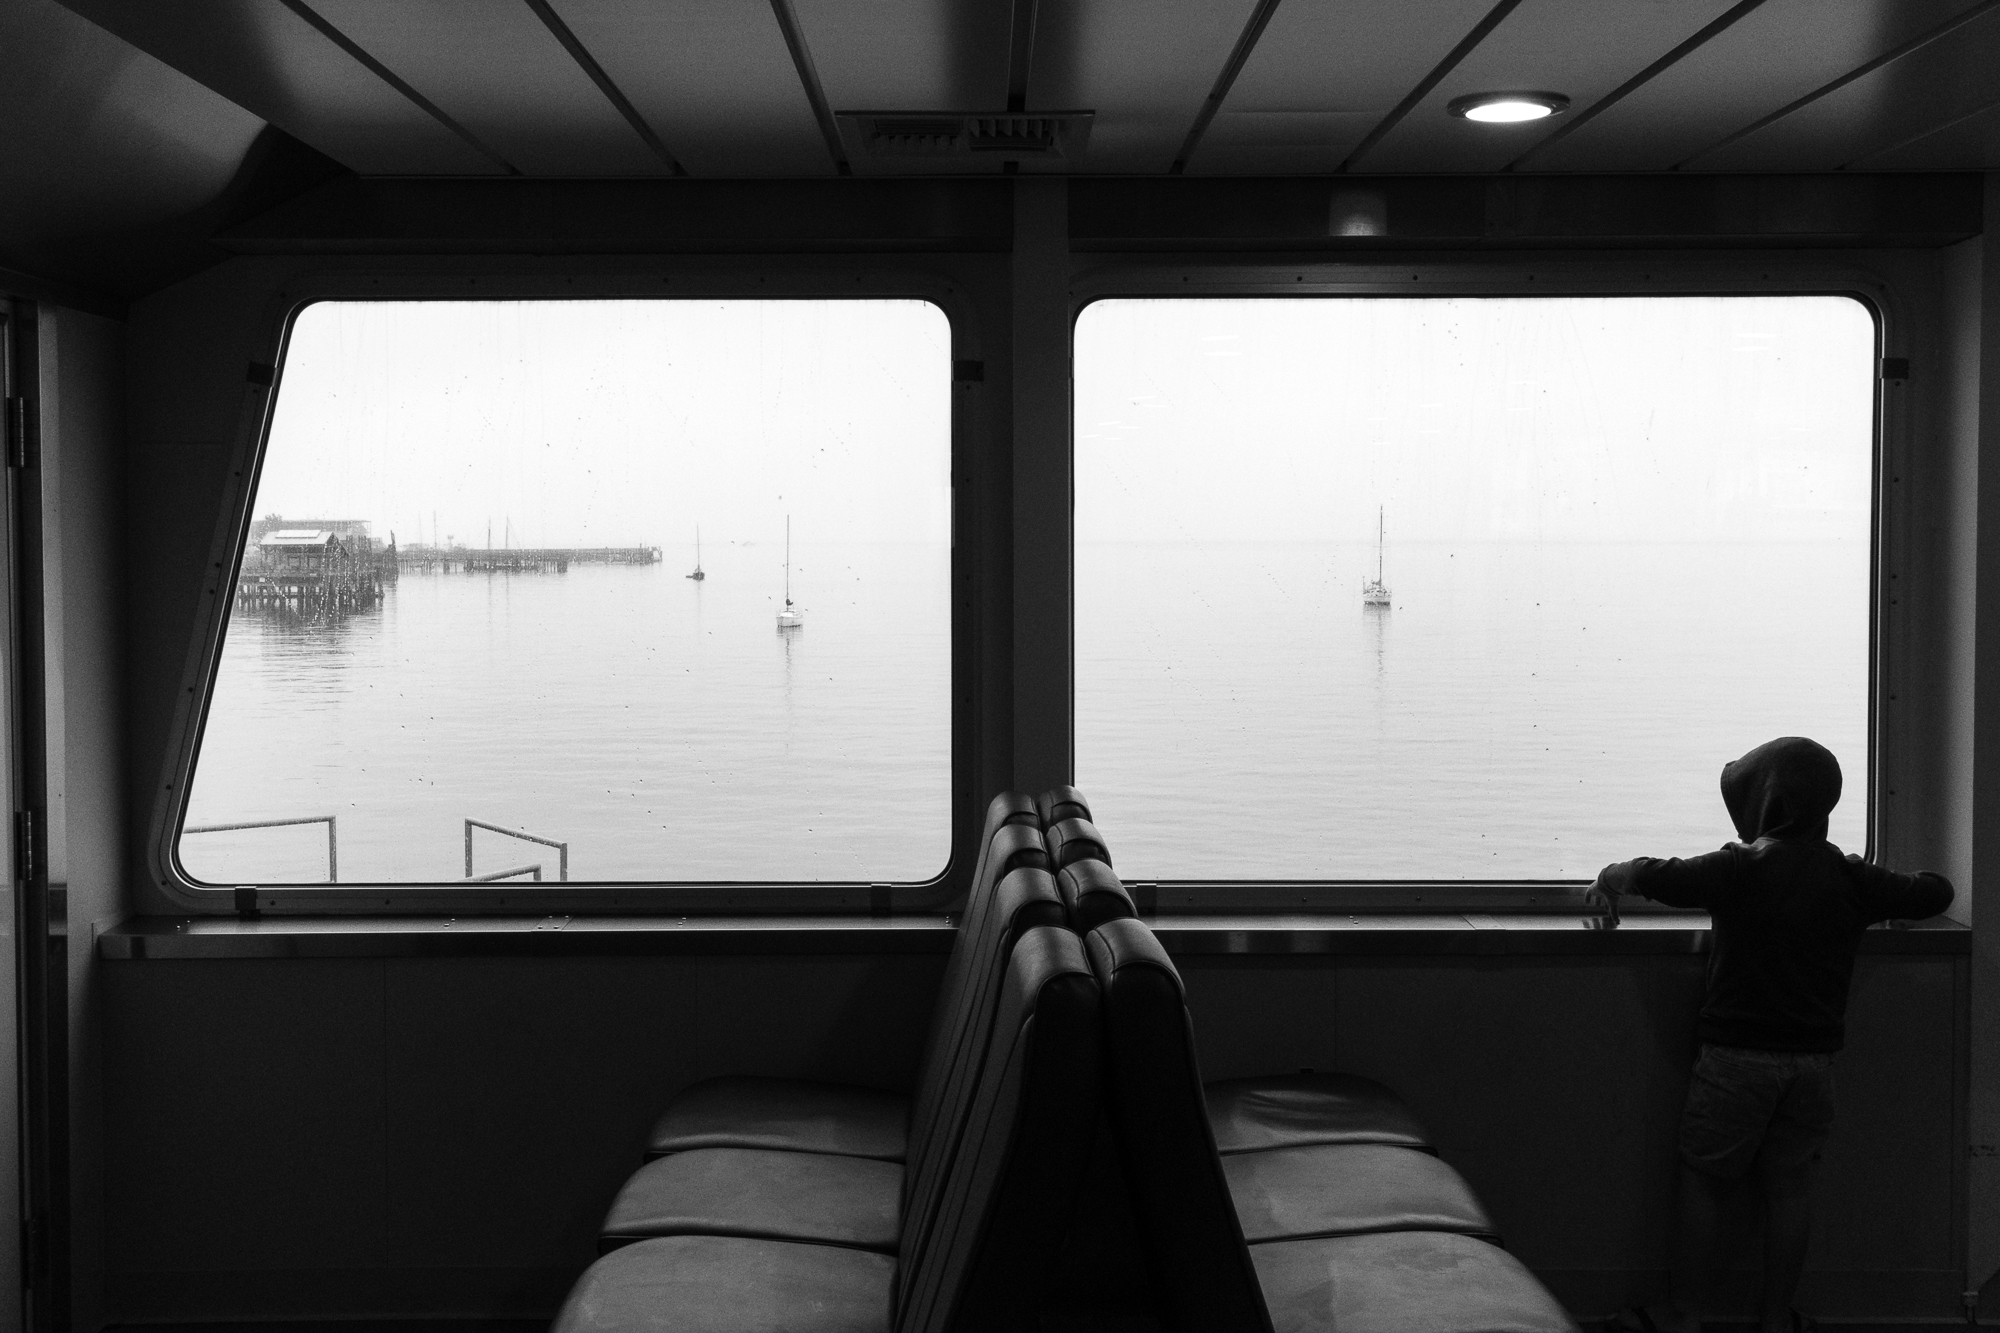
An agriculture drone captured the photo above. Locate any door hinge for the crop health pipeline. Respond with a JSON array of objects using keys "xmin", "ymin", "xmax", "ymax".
[
  {"xmin": 15, "ymin": 808, "xmax": 35, "ymax": 884},
  {"xmin": 4, "ymin": 395, "xmax": 26, "ymax": 470}
]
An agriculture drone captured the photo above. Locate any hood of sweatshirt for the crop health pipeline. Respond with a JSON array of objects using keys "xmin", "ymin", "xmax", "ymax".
[{"xmin": 1720, "ymin": 736, "xmax": 1842, "ymax": 843}]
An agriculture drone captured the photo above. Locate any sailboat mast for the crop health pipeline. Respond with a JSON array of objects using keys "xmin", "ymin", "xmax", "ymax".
[
  {"xmin": 784, "ymin": 516, "xmax": 792, "ymax": 605},
  {"xmin": 1376, "ymin": 506, "xmax": 1384, "ymax": 583}
]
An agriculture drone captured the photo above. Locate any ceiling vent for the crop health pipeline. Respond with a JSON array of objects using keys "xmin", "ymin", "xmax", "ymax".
[{"xmin": 839, "ymin": 111, "xmax": 1095, "ymax": 158}]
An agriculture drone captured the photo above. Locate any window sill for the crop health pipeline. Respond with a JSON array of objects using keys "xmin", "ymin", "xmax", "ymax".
[{"xmin": 95, "ymin": 913, "xmax": 1968, "ymax": 959}]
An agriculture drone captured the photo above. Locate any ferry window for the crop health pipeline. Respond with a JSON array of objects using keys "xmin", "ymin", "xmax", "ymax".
[
  {"xmin": 177, "ymin": 299, "xmax": 952, "ymax": 886},
  {"xmin": 1075, "ymin": 296, "xmax": 1875, "ymax": 881}
]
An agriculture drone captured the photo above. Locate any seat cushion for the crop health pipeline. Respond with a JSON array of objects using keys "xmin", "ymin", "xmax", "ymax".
[
  {"xmin": 602, "ymin": 1147, "xmax": 902, "ymax": 1253},
  {"xmin": 1224, "ymin": 1144, "xmax": 1497, "ymax": 1244},
  {"xmin": 1048, "ymin": 817, "xmax": 1112, "ymax": 870},
  {"xmin": 555, "ymin": 1235, "xmax": 893, "ymax": 1333},
  {"xmin": 1207, "ymin": 1073, "xmax": 1431, "ymax": 1155},
  {"xmin": 646, "ymin": 1076, "xmax": 909, "ymax": 1161},
  {"xmin": 1251, "ymin": 1231, "xmax": 1580, "ymax": 1333}
]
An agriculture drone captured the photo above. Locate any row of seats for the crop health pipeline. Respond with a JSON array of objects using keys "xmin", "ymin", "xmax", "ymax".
[{"xmin": 552, "ymin": 791, "xmax": 1581, "ymax": 1333}]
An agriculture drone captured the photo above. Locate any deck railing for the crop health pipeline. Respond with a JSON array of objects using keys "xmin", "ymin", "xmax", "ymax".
[
  {"xmin": 183, "ymin": 815, "xmax": 338, "ymax": 882},
  {"xmin": 463, "ymin": 863, "xmax": 544, "ymax": 882},
  {"xmin": 464, "ymin": 819, "xmax": 569, "ymax": 882}
]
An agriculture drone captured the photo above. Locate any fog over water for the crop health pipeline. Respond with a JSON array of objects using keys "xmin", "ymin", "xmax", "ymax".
[{"xmin": 180, "ymin": 295, "xmax": 1875, "ymax": 885}]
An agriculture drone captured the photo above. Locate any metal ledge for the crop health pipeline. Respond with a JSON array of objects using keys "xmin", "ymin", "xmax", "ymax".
[
  {"xmin": 97, "ymin": 915, "xmax": 958, "ymax": 959},
  {"xmin": 96, "ymin": 913, "xmax": 1968, "ymax": 960}
]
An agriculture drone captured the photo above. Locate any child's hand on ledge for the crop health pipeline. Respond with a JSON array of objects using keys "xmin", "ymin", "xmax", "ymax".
[{"xmin": 1581, "ymin": 878, "xmax": 1620, "ymax": 930}]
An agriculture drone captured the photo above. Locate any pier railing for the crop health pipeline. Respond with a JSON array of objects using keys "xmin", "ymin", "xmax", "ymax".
[
  {"xmin": 465, "ymin": 819, "xmax": 569, "ymax": 882},
  {"xmin": 183, "ymin": 815, "xmax": 338, "ymax": 882}
]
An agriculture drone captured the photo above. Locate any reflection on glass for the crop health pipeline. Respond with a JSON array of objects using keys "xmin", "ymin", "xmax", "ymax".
[
  {"xmin": 1075, "ymin": 296, "xmax": 1874, "ymax": 880},
  {"xmin": 180, "ymin": 300, "xmax": 953, "ymax": 885}
]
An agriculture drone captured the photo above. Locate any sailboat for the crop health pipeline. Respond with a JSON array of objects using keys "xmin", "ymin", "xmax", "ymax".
[
  {"xmin": 1362, "ymin": 506, "xmax": 1392, "ymax": 606},
  {"xmin": 686, "ymin": 526, "xmax": 704, "ymax": 580},
  {"xmin": 776, "ymin": 516, "xmax": 804, "ymax": 630}
]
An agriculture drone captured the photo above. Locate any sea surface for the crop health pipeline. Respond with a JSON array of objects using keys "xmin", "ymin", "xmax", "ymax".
[
  {"xmin": 1077, "ymin": 539, "xmax": 1867, "ymax": 879},
  {"xmin": 181, "ymin": 538, "xmax": 1866, "ymax": 886},
  {"xmin": 181, "ymin": 541, "xmax": 953, "ymax": 884}
]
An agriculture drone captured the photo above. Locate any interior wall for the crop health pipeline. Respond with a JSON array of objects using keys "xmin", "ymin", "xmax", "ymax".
[
  {"xmin": 94, "ymin": 947, "xmax": 1960, "ymax": 1325},
  {"xmin": 98, "ymin": 951, "xmax": 945, "ymax": 1322},
  {"xmin": 40, "ymin": 304, "xmax": 126, "ymax": 1333},
  {"xmin": 1969, "ymin": 175, "xmax": 2000, "ymax": 1310}
]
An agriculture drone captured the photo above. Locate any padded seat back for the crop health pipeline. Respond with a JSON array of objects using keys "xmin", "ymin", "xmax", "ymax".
[
  {"xmin": 1058, "ymin": 860, "xmax": 1136, "ymax": 933},
  {"xmin": 1085, "ymin": 918, "xmax": 1273, "ymax": 1333},
  {"xmin": 904, "ymin": 866, "xmax": 1064, "ymax": 1191},
  {"xmin": 897, "ymin": 926, "xmax": 1103, "ymax": 1333},
  {"xmin": 1046, "ymin": 818, "xmax": 1111, "ymax": 871},
  {"xmin": 1037, "ymin": 785, "xmax": 1091, "ymax": 828}
]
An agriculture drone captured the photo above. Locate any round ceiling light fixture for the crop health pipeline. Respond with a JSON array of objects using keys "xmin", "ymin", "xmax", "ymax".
[{"xmin": 1447, "ymin": 92, "xmax": 1570, "ymax": 123}]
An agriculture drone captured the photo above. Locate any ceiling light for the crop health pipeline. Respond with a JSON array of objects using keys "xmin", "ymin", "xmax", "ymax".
[{"xmin": 1447, "ymin": 93, "xmax": 1569, "ymax": 123}]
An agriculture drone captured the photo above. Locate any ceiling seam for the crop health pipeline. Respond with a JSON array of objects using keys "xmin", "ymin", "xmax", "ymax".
[
  {"xmin": 1007, "ymin": 0, "xmax": 1040, "ymax": 113},
  {"xmin": 522, "ymin": 0, "xmax": 685, "ymax": 176},
  {"xmin": 1168, "ymin": 0, "xmax": 1286, "ymax": 175},
  {"xmin": 1337, "ymin": 0, "xmax": 1526, "ymax": 174},
  {"xmin": 1836, "ymin": 88, "xmax": 2000, "ymax": 170},
  {"xmin": 273, "ymin": 0, "xmax": 520, "ymax": 176},
  {"xmin": 1503, "ymin": 0, "xmax": 1769, "ymax": 172},
  {"xmin": 768, "ymin": 0, "xmax": 851, "ymax": 177},
  {"xmin": 1672, "ymin": 0, "xmax": 2000, "ymax": 170}
]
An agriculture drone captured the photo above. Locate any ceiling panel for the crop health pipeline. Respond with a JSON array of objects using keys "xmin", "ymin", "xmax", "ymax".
[
  {"xmin": 547, "ymin": 0, "xmax": 830, "ymax": 177},
  {"xmin": 1850, "ymin": 100, "xmax": 2000, "ymax": 169},
  {"xmin": 1028, "ymin": 0, "xmax": 1267, "ymax": 173},
  {"xmin": 2, "ymin": 0, "xmax": 267, "ymax": 296},
  {"xmin": 1523, "ymin": 0, "xmax": 1985, "ymax": 172},
  {"xmin": 1188, "ymin": 0, "xmax": 1494, "ymax": 174},
  {"xmin": 55, "ymin": 0, "xmax": 499, "ymax": 174},
  {"xmin": 308, "ymin": 0, "xmax": 669, "ymax": 176},
  {"xmin": 1688, "ymin": 4, "xmax": 2000, "ymax": 169},
  {"xmin": 792, "ymin": 0, "xmax": 1009, "ymax": 112},
  {"xmin": 1354, "ymin": 0, "xmax": 1742, "ymax": 173},
  {"xmin": 789, "ymin": 0, "xmax": 1013, "ymax": 174}
]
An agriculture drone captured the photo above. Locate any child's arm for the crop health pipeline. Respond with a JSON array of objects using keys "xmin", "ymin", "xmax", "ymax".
[
  {"xmin": 1582, "ymin": 851, "xmax": 1735, "ymax": 928},
  {"xmin": 1850, "ymin": 861, "xmax": 1955, "ymax": 924}
]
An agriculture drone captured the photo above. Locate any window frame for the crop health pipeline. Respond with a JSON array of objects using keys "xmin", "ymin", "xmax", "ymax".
[
  {"xmin": 150, "ymin": 267, "xmax": 982, "ymax": 916},
  {"xmin": 1066, "ymin": 255, "xmax": 1903, "ymax": 912}
]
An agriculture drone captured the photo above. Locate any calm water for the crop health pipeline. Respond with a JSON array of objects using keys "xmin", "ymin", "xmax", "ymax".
[
  {"xmin": 183, "ymin": 538, "xmax": 1865, "ymax": 886},
  {"xmin": 1078, "ymin": 540, "xmax": 1867, "ymax": 880},
  {"xmin": 182, "ymin": 542, "xmax": 952, "ymax": 884}
]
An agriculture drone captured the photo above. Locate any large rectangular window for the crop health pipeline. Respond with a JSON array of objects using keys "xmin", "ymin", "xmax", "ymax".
[
  {"xmin": 1076, "ymin": 296, "xmax": 1874, "ymax": 881},
  {"xmin": 177, "ymin": 299, "xmax": 953, "ymax": 886}
]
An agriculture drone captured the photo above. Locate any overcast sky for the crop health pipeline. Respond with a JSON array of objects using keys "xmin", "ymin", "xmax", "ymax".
[
  {"xmin": 257, "ymin": 294, "xmax": 1874, "ymax": 552},
  {"xmin": 258, "ymin": 299, "xmax": 952, "ymax": 550},
  {"xmin": 1076, "ymin": 295, "xmax": 1876, "ymax": 545}
]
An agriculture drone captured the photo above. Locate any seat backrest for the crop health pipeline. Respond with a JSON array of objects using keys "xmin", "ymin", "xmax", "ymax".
[
  {"xmin": 904, "ymin": 811, "xmax": 1052, "ymax": 1138},
  {"xmin": 1037, "ymin": 785, "xmax": 1091, "ymax": 828},
  {"xmin": 1058, "ymin": 859, "xmax": 1136, "ymax": 933},
  {"xmin": 897, "ymin": 925, "xmax": 1103, "ymax": 1333},
  {"xmin": 1046, "ymin": 817, "xmax": 1111, "ymax": 871},
  {"xmin": 1085, "ymin": 918, "xmax": 1273, "ymax": 1333},
  {"xmin": 903, "ymin": 866, "xmax": 1064, "ymax": 1202}
]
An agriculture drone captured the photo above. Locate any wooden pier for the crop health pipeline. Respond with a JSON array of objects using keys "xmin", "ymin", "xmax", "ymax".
[
  {"xmin": 233, "ymin": 571, "xmax": 386, "ymax": 613},
  {"xmin": 399, "ymin": 545, "xmax": 663, "ymax": 573},
  {"xmin": 234, "ymin": 526, "xmax": 394, "ymax": 616}
]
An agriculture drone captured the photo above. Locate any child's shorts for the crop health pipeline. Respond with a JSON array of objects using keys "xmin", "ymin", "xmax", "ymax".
[{"xmin": 1678, "ymin": 1042, "xmax": 1835, "ymax": 1183}]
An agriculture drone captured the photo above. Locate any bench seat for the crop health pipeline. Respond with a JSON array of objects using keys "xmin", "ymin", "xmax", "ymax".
[
  {"xmin": 1206, "ymin": 1072, "xmax": 1433, "ymax": 1155},
  {"xmin": 558, "ymin": 1236, "xmax": 892, "ymax": 1333},
  {"xmin": 645, "ymin": 1077, "xmax": 909, "ymax": 1162},
  {"xmin": 1224, "ymin": 1143, "xmax": 1497, "ymax": 1244},
  {"xmin": 601, "ymin": 1147, "xmax": 900, "ymax": 1253},
  {"xmin": 1251, "ymin": 1231, "xmax": 1574, "ymax": 1333}
]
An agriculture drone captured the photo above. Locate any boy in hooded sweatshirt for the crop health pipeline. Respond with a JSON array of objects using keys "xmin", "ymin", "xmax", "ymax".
[{"xmin": 1586, "ymin": 736, "xmax": 1953, "ymax": 1333}]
